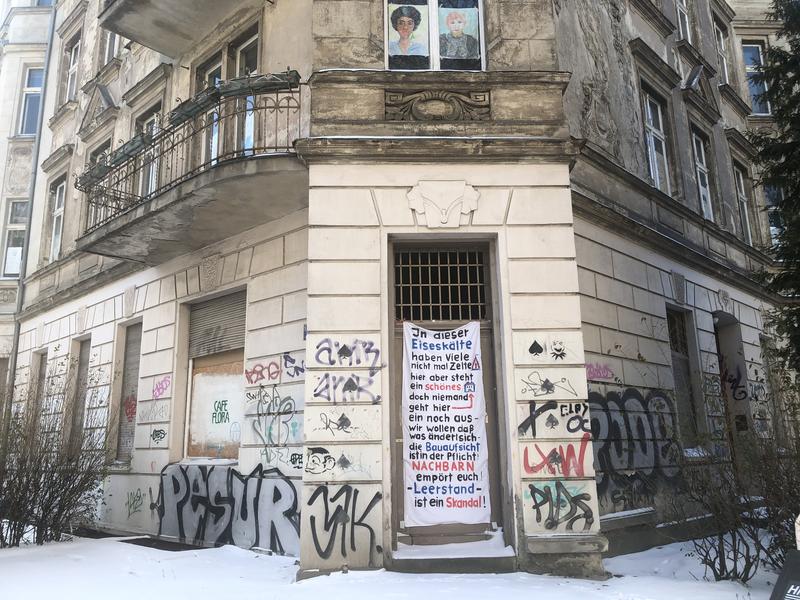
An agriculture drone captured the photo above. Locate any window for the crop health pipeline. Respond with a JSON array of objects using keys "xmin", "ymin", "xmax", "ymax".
[
  {"xmin": 764, "ymin": 185, "xmax": 784, "ymax": 246},
  {"xmin": 394, "ymin": 249, "xmax": 488, "ymax": 321},
  {"xmin": 89, "ymin": 140, "xmax": 111, "ymax": 166},
  {"xmin": 115, "ymin": 323, "xmax": 142, "ymax": 463},
  {"xmin": 36, "ymin": 0, "xmax": 53, "ymax": 5},
  {"xmin": 733, "ymin": 165, "xmax": 752, "ymax": 245},
  {"xmin": 676, "ymin": 0, "xmax": 692, "ymax": 44},
  {"xmin": 3, "ymin": 200, "xmax": 27, "ymax": 277},
  {"xmin": 387, "ymin": 0, "xmax": 484, "ymax": 71},
  {"xmin": 742, "ymin": 42, "xmax": 771, "ymax": 115},
  {"xmin": 667, "ymin": 309, "xmax": 700, "ymax": 445},
  {"xmin": 691, "ymin": 130, "xmax": 714, "ymax": 221},
  {"xmin": 19, "ymin": 67, "xmax": 43, "ymax": 135},
  {"xmin": 136, "ymin": 108, "xmax": 160, "ymax": 196},
  {"xmin": 236, "ymin": 34, "xmax": 258, "ymax": 154},
  {"xmin": 199, "ymin": 59, "xmax": 223, "ymax": 164},
  {"xmin": 714, "ymin": 23, "xmax": 730, "ymax": 85},
  {"xmin": 49, "ymin": 180, "xmax": 65, "ymax": 262},
  {"xmin": 64, "ymin": 36, "xmax": 81, "ymax": 102},
  {"xmin": 643, "ymin": 91, "xmax": 671, "ymax": 195},
  {"xmin": 67, "ymin": 339, "xmax": 91, "ymax": 457},
  {"xmin": 102, "ymin": 29, "xmax": 119, "ymax": 65}
]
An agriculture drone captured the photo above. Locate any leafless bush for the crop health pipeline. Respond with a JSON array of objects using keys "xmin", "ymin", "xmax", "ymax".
[
  {"xmin": 0, "ymin": 364, "xmax": 111, "ymax": 548},
  {"xmin": 665, "ymin": 462, "xmax": 763, "ymax": 583}
]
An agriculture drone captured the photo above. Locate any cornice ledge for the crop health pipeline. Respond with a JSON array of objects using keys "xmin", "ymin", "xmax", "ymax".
[
  {"xmin": 629, "ymin": 0, "xmax": 676, "ymax": 38},
  {"xmin": 122, "ymin": 62, "xmax": 172, "ymax": 106},
  {"xmin": 41, "ymin": 143, "xmax": 74, "ymax": 173},
  {"xmin": 675, "ymin": 39, "xmax": 718, "ymax": 77},
  {"xmin": 630, "ymin": 37, "xmax": 681, "ymax": 89},
  {"xmin": 47, "ymin": 100, "xmax": 78, "ymax": 130},
  {"xmin": 577, "ymin": 144, "xmax": 773, "ymax": 263},
  {"xmin": 56, "ymin": 0, "xmax": 87, "ymax": 39},
  {"xmin": 294, "ymin": 135, "xmax": 578, "ymax": 163},
  {"xmin": 310, "ymin": 69, "xmax": 571, "ymax": 90},
  {"xmin": 719, "ymin": 83, "xmax": 753, "ymax": 119},
  {"xmin": 571, "ymin": 191, "xmax": 779, "ymax": 303},
  {"xmin": 725, "ymin": 127, "xmax": 757, "ymax": 159}
]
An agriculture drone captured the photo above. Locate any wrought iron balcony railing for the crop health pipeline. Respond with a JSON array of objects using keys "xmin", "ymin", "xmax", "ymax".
[{"xmin": 77, "ymin": 71, "xmax": 305, "ymax": 234}]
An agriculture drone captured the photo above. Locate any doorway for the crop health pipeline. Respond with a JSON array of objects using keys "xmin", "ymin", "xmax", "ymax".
[{"xmin": 390, "ymin": 245, "xmax": 504, "ymax": 547}]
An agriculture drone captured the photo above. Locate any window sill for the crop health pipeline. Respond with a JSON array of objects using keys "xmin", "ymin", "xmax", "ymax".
[{"xmin": 8, "ymin": 134, "xmax": 36, "ymax": 142}]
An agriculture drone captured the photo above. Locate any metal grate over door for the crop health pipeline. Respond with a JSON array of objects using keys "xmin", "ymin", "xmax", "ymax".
[
  {"xmin": 189, "ymin": 291, "xmax": 247, "ymax": 359},
  {"xmin": 394, "ymin": 249, "xmax": 488, "ymax": 321}
]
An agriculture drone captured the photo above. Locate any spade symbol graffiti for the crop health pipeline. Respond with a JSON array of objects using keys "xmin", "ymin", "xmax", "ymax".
[
  {"xmin": 541, "ymin": 379, "xmax": 555, "ymax": 394},
  {"xmin": 545, "ymin": 414, "xmax": 559, "ymax": 429},
  {"xmin": 342, "ymin": 377, "xmax": 359, "ymax": 393},
  {"xmin": 337, "ymin": 454, "xmax": 352, "ymax": 469},
  {"xmin": 336, "ymin": 413, "xmax": 352, "ymax": 430},
  {"xmin": 337, "ymin": 345, "xmax": 353, "ymax": 359},
  {"xmin": 529, "ymin": 341, "xmax": 544, "ymax": 356}
]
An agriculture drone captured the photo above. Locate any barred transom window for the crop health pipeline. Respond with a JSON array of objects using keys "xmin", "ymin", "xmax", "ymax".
[{"xmin": 394, "ymin": 249, "xmax": 487, "ymax": 321}]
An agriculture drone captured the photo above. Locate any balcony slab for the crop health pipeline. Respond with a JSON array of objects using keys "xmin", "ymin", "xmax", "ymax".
[{"xmin": 76, "ymin": 156, "xmax": 308, "ymax": 266}]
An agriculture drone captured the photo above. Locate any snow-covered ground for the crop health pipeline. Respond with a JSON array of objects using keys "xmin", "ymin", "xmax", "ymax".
[{"xmin": 0, "ymin": 535, "xmax": 778, "ymax": 600}]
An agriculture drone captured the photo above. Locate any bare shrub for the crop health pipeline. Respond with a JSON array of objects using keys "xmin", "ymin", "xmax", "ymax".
[
  {"xmin": 0, "ymin": 361, "xmax": 111, "ymax": 548},
  {"xmin": 665, "ymin": 461, "xmax": 763, "ymax": 583}
]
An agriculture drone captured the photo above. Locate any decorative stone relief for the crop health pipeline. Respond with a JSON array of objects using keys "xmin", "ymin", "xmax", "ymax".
[
  {"xmin": 123, "ymin": 285, "xmax": 136, "ymax": 318},
  {"xmin": 200, "ymin": 255, "xmax": 222, "ymax": 291},
  {"xmin": 670, "ymin": 271, "xmax": 686, "ymax": 304},
  {"xmin": 0, "ymin": 288, "xmax": 17, "ymax": 304},
  {"xmin": 6, "ymin": 145, "xmax": 32, "ymax": 196},
  {"xmin": 718, "ymin": 289, "xmax": 731, "ymax": 310},
  {"xmin": 407, "ymin": 181, "xmax": 479, "ymax": 228},
  {"xmin": 385, "ymin": 90, "xmax": 490, "ymax": 121}
]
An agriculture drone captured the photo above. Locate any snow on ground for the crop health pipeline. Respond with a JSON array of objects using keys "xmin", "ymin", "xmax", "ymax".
[{"xmin": 0, "ymin": 535, "xmax": 779, "ymax": 600}]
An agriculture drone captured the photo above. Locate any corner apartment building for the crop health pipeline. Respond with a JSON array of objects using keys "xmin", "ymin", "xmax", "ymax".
[{"xmin": 5, "ymin": 0, "xmax": 790, "ymax": 577}]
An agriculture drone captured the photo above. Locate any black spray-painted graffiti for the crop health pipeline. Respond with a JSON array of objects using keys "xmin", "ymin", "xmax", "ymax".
[
  {"xmin": 307, "ymin": 485, "xmax": 382, "ymax": 566},
  {"xmin": 152, "ymin": 464, "xmax": 300, "ymax": 554},
  {"xmin": 126, "ymin": 488, "xmax": 144, "ymax": 519},
  {"xmin": 246, "ymin": 385, "xmax": 299, "ymax": 447},
  {"xmin": 518, "ymin": 401, "xmax": 591, "ymax": 437},
  {"xmin": 312, "ymin": 373, "xmax": 381, "ymax": 404},
  {"xmin": 589, "ymin": 388, "xmax": 681, "ymax": 512},
  {"xmin": 314, "ymin": 339, "xmax": 381, "ymax": 376},
  {"xmin": 528, "ymin": 480, "xmax": 594, "ymax": 531},
  {"xmin": 520, "ymin": 371, "xmax": 578, "ymax": 397}
]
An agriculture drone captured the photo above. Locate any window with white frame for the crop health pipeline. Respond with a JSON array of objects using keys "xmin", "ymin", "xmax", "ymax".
[
  {"xmin": 676, "ymin": 0, "xmax": 692, "ymax": 44},
  {"xmin": 19, "ymin": 67, "xmax": 43, "ymax": 135},
  {"xmin": 764, "ymin": 185, "xmax": 784, "ymax": 246},
  {"xmin": 102, "ymin": 29, "xmax": 119, "ymax": 65},
  {"xmin": 235, "ymin": 34, "xmax": 258, "ymax": 155},
  {"xmin": 742, "ymin": 42, "xmax": 771, "ymax": 115},
  {"xmin": 733, "ymin": 164, "xmax": 753, "ymax": 245},
  {"xmin": 643, "ymin": 91, "xmax": 671, "ymax": 195},
  {"xmin": 199, "ymin": 59, "xmax": 222, "ymax": 164},
  {"xmin": 64, "ymin": 35, "xmax": 81, "ymax": 102},
  {"xmin": 714, "ymin": 22, "xmax": 730, "ymax": 85},
  {"xmin": 3, "ymin": 200, "xmax": 27, "ymax": 277},
  {"xmin": 387, "ymin": 0, "xmax": 484, "ymax": 71},
  {"xmin": 49, "ymin": 179, "xmax": 65, "ymax": 262},
  {"xmin": 691, "ymin": 129, "xmax": 714, "ymax": 221},
  {"xmin": 137, "ymin": 107, "xmax": 160, "ymax": 196}
]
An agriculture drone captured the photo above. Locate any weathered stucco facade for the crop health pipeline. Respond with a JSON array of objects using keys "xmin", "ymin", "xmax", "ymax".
[{"xmin": 2, "ymin": 0, "xmax": 790, "ymax": 578}]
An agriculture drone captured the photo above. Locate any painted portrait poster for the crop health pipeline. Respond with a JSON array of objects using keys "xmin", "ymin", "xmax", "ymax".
[
  {"xmin": 388, "ymin": 1, "xmax": 430, "ymax": 69},
  {"xmin": 438, "ymin": 0, "xmax": 482, "ymax": 70}
]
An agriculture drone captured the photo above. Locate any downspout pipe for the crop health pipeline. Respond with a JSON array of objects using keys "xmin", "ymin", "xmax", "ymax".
[{"xmin": 0, "ymin": 4, "xmax": 56, "ymax": 463}]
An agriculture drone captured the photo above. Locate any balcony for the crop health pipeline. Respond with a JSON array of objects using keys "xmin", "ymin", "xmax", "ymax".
[
  {"xmin": 99, "ymin": 0, "xmax": 263, "ymax": 58},
  {"xmin": 76, "ymin": 72, "xmax": 309, "ymax": 265}
]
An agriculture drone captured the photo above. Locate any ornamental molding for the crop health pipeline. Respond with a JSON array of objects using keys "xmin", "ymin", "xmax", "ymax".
[
  {"xmin": 385, "ymin": 89, "xmax": 490, "ymax": 121},
  {"xmin": 407, "ymin": 180, "xmax": 479, "ymax": 228}
]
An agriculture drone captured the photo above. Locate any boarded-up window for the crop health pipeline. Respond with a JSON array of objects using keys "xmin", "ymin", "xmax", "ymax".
[
  {"xmin": 187, "ymin": 292, "xmax": 246, "ymax": 458},
  {"xmin": 116, "ymin": 323, "xmax": 142, "ymax": 463},
  {"xmin": 68, "ymin": 339, "xmax": 91, "ymax": 456},
  {"xmin": 667, "ymin": 309, "xmax": 698, "ymax": 444}
]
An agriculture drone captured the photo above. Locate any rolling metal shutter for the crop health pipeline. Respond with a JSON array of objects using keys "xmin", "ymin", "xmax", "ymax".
[{"xmin": 189, "ymin": 291, "xmax": 247, "ymax": 358}]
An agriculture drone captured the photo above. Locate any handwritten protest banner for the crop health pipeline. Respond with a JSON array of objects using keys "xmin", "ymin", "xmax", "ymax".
[{"xmin": 402, "ymin": 322, "xmax": 491, "ymax": 526}]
